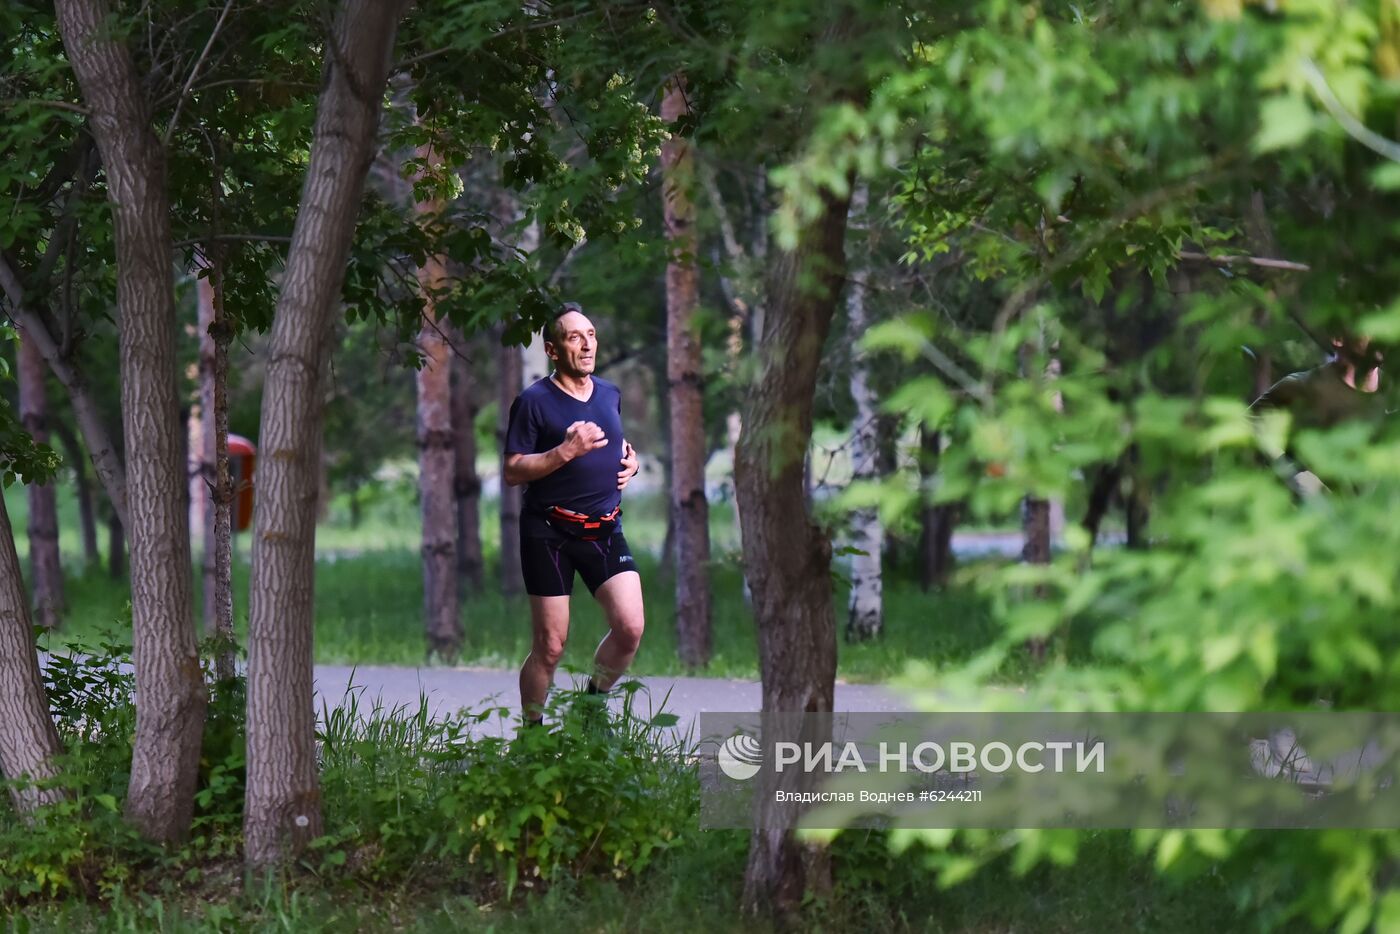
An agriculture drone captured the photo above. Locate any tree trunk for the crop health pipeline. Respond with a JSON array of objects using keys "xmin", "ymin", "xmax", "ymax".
[
  {"xmin": 1080, "ymin": 459, "xmax": 1121, "ymax": 549},
  {"xmin": 107, "ymin": 509, "xmax": 124, "ymax": 579},
  {"xmin": 414, "ymin": 157, "xmax": 462, "ymax": 660},
  {"xmin": 18, "ymin": 333, "xmax": 64, "ymax": 629},
  {"xmin": 662, "ymin": 74, "xmax": 712, "ymax": 668},
  {"xmin": 497, "ymin": 339, "xmax": 524, "ymax": 596},
  {"xmin": 843, "ymin": 184, "xmax": 881, "ymax": 642},
  {"xmin": 735, "ymin": 179, "xmax": 854, "ymax": 918},
  {"xmin": 53, "ymin": 420, "xmax": 100, "ymax": 567},
  {"xmin": 197, "ymin": 275, "xmax": 215, "ymax": 637},
  {"xmin": 0, "ymin": 493, "xmax": 66, "ymax": 815},
  {"xmin": 492, "ymin": 193, "xmax": 537, "ymax": 599},
  {"xmin": 1021, "ymin": 494, "xmax": 1051, "ymax": 661},
  {"xmin": 198, "ymin": 258, "xmax": 236, "ymax": 684},
  {"xmin": 0, "ymin": 260, "xmax": 129, "ymax": 532},
  {"xmin": 243, "ymin": 0, "xmax": 411, "ymax": 868},
  {"xmin": 1021, "ymin": 496, "xmax": 1052, "ymax": 565},
  {"xmin": 916, "ymin": 428, "xmax": 957, "ymax": 590},
  {"xmin": 450, "ymin": 329, "xmax": 484, "ymax": 595},
  {"xmin": 654, "ymin": 349, "xmax": 676, "ymax": 579},
  {"xmin": 1124, "ymin": 443, "xmax": 1150, "ymax": 550},
  {"xmin": 57, "ymin": 0, "xmax": 206, "ymax": 844}
]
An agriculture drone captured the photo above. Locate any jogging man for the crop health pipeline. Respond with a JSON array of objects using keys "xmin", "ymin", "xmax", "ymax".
[
  {"xmin": 503, "ymin": 302, "xmax": 643, "ymax": 730},
  {"xmin": 1249, "ymin": 332, "xmax": 1388, "ymax": 496}
]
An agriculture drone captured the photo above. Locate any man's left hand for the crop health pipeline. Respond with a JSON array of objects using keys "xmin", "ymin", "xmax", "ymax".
[{"xmin": 618, "ymin": 441, "xmax": 639, "ymax": 490}]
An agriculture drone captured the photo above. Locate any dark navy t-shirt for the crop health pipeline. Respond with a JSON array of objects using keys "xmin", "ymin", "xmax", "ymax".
[{"xmin": 504, "ymin": 375, "xmax": 626, "ymax": 537}]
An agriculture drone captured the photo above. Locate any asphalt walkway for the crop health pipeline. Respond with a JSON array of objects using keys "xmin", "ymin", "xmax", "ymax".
[{"xmin": 311, "ymin": 664, "xmax": 917, "ymax": 743}]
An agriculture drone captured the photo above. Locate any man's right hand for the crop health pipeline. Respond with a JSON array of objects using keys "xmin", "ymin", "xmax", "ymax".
[{"xmin": 559, "ymin": 420, "xmax": 608, "ymax": 462}]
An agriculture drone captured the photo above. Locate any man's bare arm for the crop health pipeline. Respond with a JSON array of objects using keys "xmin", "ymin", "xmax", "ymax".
[
  {"xmin": 503, "ymin": 449, "xmax": 570, "ymax": 487},
  {"xmin": 502, "ymin": 419, "xmax": 608, "ymax": 486}
]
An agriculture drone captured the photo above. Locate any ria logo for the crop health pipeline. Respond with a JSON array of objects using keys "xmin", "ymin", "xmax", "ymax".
[{"xmin": 718, "ymin": 732, "xmax": 763, "ymax": 781}]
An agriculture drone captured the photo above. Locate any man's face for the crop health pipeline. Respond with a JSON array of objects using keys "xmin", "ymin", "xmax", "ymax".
[
  {"xmin": 547, "ymin": 311, "xmax": 597, "ymax": 377},
  {"xmin": 1332, "ymin": 334, "xmax": 1383, "ymax": 390}
]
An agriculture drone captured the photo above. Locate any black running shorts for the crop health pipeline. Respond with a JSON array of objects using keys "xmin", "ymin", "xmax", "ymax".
[{"xmin": 520, "ymin": 526, "xmax": 638, "ymax": 597}]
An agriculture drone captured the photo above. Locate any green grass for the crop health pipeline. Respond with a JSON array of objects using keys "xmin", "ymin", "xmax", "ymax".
[
  {"xmin": 5, "ymin": 828, "xmax": 1274, "ymax": 933},
  {"xmin": 6, "ymin": 482, "xmax": 999, "ymax": 682}
]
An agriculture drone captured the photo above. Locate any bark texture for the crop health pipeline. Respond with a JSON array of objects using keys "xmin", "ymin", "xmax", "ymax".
[
  {"xmin": 56, "ymin": 0, "xmax": 206, "ymax": 843},
  {"xmin": 18, "ymin": 333, "xmax": 64, "ymax": 629},
  {"xmin": 497, "ymin": 340, "xmax": 524, "ymax": 595},
  {"xmin": 243, "ymin": 0, "xmax": 411, "ymax": 867},
  {"xmin": 0, "ymin": 494, "xmax": 66, "ymax": 814},
  {"xmin": 413, "ymin": 165, "xmax": 462, "ymax": 659},
  {"xmin": 198, "ymin": 265, "xmax": 236, "ymax": 683},
  {"xmin": 450, "ymin": 329, "xmax": 484, "ymax": 594},
  {"xmin": 843, "ymin": 184, "xmax": 881, "ymax": 641},
  {"xmin": 735, "ymin": 179, "xmax": 854, "ymax": 916},
  {"xmin": 661, "ymin": 75, "xmax": 712, "ymax": 668}
]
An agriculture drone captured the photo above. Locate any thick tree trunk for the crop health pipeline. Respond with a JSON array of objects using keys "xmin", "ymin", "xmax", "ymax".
[
  {"xmin": 450, "ymin": 329, "xmax": 484, "ymax": 595},
  {"xmin": 18, "ymin": 334, "xmax": 64, "ymax": 629},
  {"xmin": 843, "ymin": 184, "xmax": 881, "ymax": 642},
  {"xmin": 735, "ymin": 180, "xmax": 853, "ymax": 918},
  {"xmin": 0, "ymin": 494, "xmax": 66, "ymax": 814},
  {"xmin": 53, "ymin": 420, "xmax": 100, "ymax": 567},
  {"xmin": 243, "ymin": 0, "xmax": 411, "ymax": 867},
  {"xmin": 414, "ymin": 165, "xmax": 462, "ymax": 660},
  {"xmin": 57, "ymin": 0, "xmax": 206, "ymax": 844},
  {"xmin": 497, "ymin": 340, "xmax": 524, "ymax": 596},
  {"xmin": 662, "ymin": 75, "xmax": 712, "ymax": 668}
]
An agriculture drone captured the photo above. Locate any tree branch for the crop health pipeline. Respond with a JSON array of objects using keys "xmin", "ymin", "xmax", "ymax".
[
  {"xmin": 1176, "ymin": 251, "xmax": 1310, "ymax": 272},
  {"xmin": 163, "ymin": 0, "xmax": 235, "ymax": 146}
]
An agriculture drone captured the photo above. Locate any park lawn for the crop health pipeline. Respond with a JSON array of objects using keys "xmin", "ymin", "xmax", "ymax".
[
  {"xmin": 8, "ymin": 484, "xmax": 1005, "ymax": 683},
  {"xmin": 8, "ymin": 829, "xmax": 1268, "ymax": 933}
]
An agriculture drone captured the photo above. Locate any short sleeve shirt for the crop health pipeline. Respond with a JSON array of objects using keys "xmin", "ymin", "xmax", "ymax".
[{"xmin": 504, "ymin": 376, "xmax": 625, "ymax": 537}]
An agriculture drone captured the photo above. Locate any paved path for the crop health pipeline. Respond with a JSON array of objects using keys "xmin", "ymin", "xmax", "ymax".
[{"xmin": 312, "ymin": 664, "xmax": 920, "ymax": 744}]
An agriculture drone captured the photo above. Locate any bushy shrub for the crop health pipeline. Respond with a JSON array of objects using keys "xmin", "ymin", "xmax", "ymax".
[{"xmin": 314, "ymin": 678, "xmax": 696, "ymax": 898}]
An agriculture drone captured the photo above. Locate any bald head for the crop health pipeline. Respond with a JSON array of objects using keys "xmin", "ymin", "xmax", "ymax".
[{"xmin": 545, "ymin": 308, "xmax": 598, "ymax": 378}]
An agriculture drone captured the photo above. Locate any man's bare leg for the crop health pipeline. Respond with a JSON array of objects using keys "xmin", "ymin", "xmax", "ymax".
[
  {"xmin": 591, "ymin": 570, "xmax": 645, "ymax": 691},
  {"xmin": 520, "ymin": 594, "xmax": 571, "ymax": 721}
]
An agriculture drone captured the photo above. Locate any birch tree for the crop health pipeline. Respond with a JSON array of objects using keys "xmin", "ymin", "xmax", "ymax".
[{"xmin": 843, "ymin": 183, "xmax": 882, "ymax": 641}]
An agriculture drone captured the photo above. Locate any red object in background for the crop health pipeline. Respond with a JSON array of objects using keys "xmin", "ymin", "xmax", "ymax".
[{"xmin": 228, "ymin": 434, "xmax": 256, "ymax": 532}]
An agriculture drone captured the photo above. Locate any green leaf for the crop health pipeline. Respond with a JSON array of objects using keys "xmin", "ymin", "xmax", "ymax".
[{"xmin": 1254, "ymin": 96, "xmax": 1314, "ymax": 153}]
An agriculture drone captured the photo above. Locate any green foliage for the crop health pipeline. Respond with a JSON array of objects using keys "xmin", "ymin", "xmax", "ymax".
[{"xmin": 315, "ymin": 682, "xmax": 693, "ymax": 899}]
